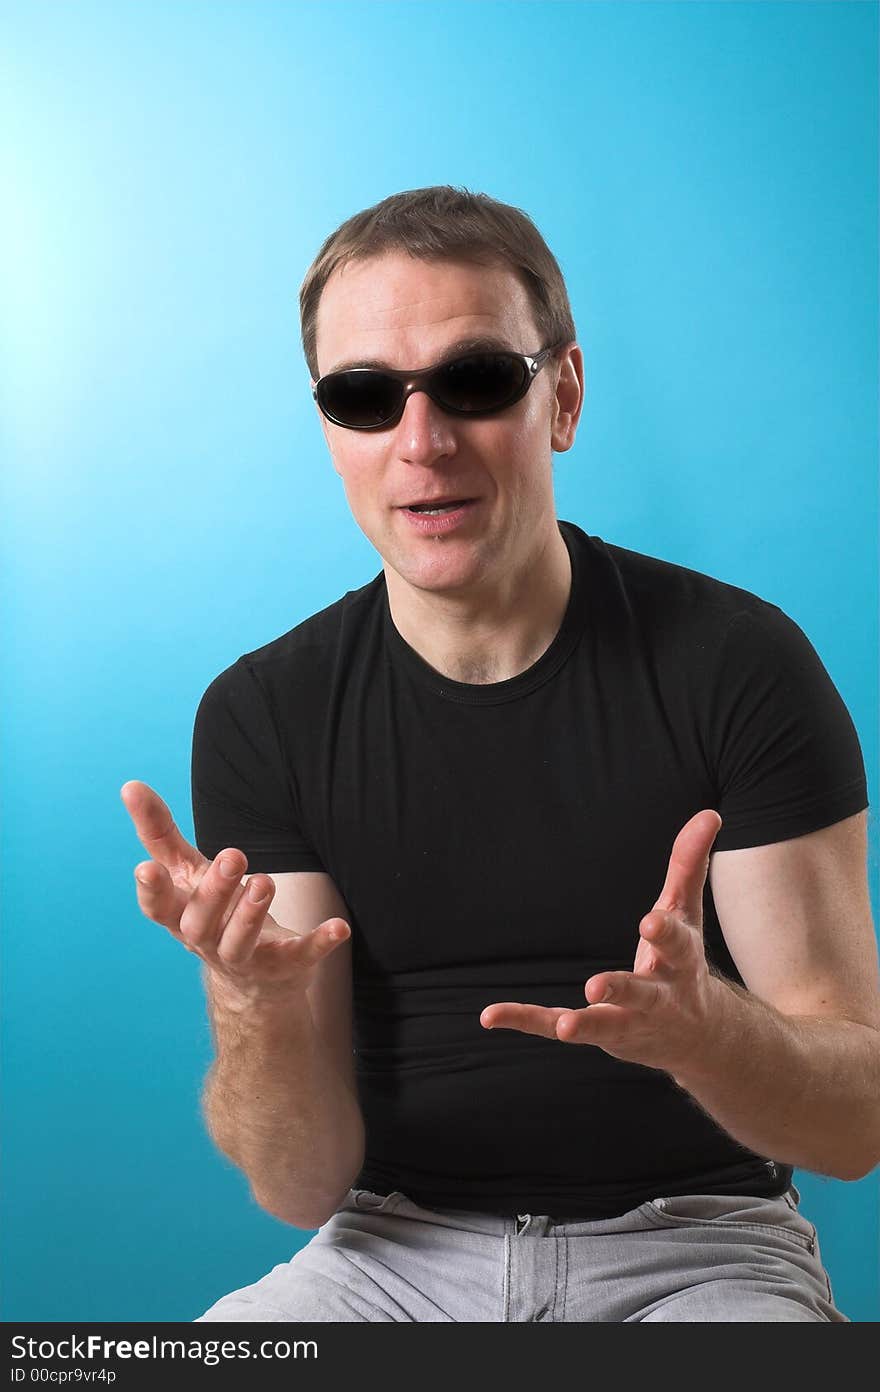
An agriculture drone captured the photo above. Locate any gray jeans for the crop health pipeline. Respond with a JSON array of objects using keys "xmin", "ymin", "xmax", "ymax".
[{"xmin": 196, "ymin": 1181, "xmax": 847, "ymax": 1322}]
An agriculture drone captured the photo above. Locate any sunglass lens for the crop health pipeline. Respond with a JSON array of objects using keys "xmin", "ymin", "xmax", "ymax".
[
  {"xmin": 318, "ymin": 353, "xmax": 529, "ymax": 428},
  {"xmin": 437, "ymin": 353, "xmax": 526, "ymax": 412},
  {"xmin": 319, "ymin": 371, "xmax": 403, "ymax": 428}
]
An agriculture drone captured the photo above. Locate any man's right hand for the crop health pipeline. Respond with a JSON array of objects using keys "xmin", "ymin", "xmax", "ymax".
[{"xmin": 120, "ymin": 780, "xmax": 351, "ymax": 1005}]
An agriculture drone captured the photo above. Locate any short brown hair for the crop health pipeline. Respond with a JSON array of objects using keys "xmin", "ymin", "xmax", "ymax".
[{"xmin": 299, "ymin": 184, "xmax": 577, "ymax": 381}]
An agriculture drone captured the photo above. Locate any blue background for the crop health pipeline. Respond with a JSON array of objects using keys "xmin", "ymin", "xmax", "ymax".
[{"xmin": 1, "ymin": 0, "xmax": 877, "ymax": 1321}]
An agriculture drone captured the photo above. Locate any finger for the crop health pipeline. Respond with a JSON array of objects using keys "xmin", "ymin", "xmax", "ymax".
[
  {"xmin": 638, "ymin": 909, "xmax": 695, "ymax": 972},
  {"xmin": 554, "ymin": 1004, "xmax": 633, "ymax": 1044},
  {"xmin": 252, "ymin": 913, "xmax": 352, "ymax": 979},
  {"xmin": 179, "ymin": 849, "xmax": 250, "ymax": 954},
  {"xmin": 479, "ymin": 1003, "xmax": 572, "ymax": 1041},
  {"xmin": 133, "ymin": 860, "xmax": 190, "ymax": 936},
  {"xmin": 213, "ymin": 875, "xmax": 280, "ymax": 964},
  {"xmin": 271, "ymin": 916, "xmax": 352, "ymax": 971},
  {"xmin": 652, "ymin": 808, "xmax": 722, "ymax": 919},
  {"xmin": 584, "ymin": 971, "xmax": 660, "ymax": 1011},
  {"xmin": 121, "ymin": 780, "xmax": 206, "ymax": 876}
]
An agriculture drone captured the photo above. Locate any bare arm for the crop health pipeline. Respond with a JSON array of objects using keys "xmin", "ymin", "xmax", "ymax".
[
  {"xmin": 201, "ymin": 876, "xmax": 366, "ymax": 1228},
  {"xmin": 671, "ymin": 977, "xmax": 880, "ymax": 1180},
  {"xmin": 122, "ymin": 781, "xmax": 364, "ymax": 1229},
  {"xmin": 674, "ymin": 810, "xmax": 880, "ymax": 1179}
]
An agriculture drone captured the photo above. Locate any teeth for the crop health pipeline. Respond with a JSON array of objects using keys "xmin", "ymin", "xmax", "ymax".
[{"xmin": 410, "ymin": 501, "xmax": 466, "ymax": 514}]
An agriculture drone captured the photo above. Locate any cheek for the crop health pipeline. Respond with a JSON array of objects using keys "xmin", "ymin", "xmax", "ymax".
[
  {"xmin": 477, "ymin": 417, "xmax": 538, "ymax": 471},
  {"xmin": 504, "ymin": 426, "xmax": 550, "ymax": 491},
  {"xmin": 332, "ymin": 446, "xmax": 381, "ymax": 495},
  {"xmin": 504, "ymin": 400, "xmax": 547, "ymax": 453}
]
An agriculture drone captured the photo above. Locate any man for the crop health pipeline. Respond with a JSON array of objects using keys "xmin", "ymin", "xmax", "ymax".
[{"xmin": 121, "ymin": 186, "xmax": 879, "ymax": 1322}]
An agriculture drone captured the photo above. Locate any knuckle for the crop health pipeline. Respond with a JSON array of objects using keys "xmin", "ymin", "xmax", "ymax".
[
  {"xmin": 209, "ymin": 872, "xmax": 238, "ymax": 899},
  {"xmin": 137, "ymin": 897, "xmax": 171, "ymax": 931},
  {"xmin": 178, "ymin": 909, "xmax": 207, "ymax": 945},
  {"xmin": 173, "ymin": 921, "xmax": 200, "ymax": 953},
  {"xmin": 215, "ymin": 939, "xmax": 243, "ymax": 965}
]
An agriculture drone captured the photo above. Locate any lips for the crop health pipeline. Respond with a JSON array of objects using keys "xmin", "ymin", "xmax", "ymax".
[{"xmin": 399, "ymin": 499, "xmax": 481, "ymax": 534}]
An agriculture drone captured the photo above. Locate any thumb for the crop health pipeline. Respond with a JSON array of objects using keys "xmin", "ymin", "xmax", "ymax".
[
  {"xmin": 653, "ymin": 808, "xmax": 722, "ymax": 917},
  {"xmin": 121, "ymin": 780, "xmax": 207, "ymax": 875}
]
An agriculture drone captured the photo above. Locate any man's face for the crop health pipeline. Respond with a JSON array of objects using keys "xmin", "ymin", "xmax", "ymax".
[{"xmin": 313, "ymin": 250, "xmax": 571, "ymax": 599}]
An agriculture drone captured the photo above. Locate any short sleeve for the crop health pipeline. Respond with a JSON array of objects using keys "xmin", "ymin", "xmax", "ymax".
[
  {"xmin": 190, "ymin": 656, "xmax": 325, "ymax": 872},
  {"xmin": 708, "ymin": 606, "xmax": 869, "ymax": 852}
]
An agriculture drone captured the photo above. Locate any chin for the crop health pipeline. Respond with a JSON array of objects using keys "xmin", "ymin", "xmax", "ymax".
[{"xmin": 398, "ymin": 554, "xmax": 483, "ymax": 593}]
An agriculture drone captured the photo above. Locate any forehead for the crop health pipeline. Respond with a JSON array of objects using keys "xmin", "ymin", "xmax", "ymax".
[{"xmin": 315, "ymin": 251, "xmax": 538, "ymax": 375}]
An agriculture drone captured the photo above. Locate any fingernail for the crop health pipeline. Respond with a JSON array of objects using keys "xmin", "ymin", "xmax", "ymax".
[{"xmin": 220, "ymin": 856, "xmax": 240, "ymax": 878}]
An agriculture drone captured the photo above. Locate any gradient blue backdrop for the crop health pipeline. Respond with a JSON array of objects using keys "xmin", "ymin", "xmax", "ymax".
[{"xmin": 2, "ymin": 0, "xmax": 877, "ymax": 1322}]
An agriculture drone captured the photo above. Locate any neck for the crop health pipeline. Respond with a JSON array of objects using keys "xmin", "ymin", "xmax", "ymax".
[{"xmin": 384, "ymin": 521, "xmax": 573, "ymax": 685}]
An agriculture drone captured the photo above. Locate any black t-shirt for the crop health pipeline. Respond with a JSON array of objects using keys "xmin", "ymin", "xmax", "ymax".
[{"xmin": 191, "ymin": 519, "xmax": 868, "ymax": 1219}]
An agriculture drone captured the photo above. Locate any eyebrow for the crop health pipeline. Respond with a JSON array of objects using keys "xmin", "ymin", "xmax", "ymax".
[{"xmin": 324, "ymin": 336, "xmax": 519, "ymax": 375}]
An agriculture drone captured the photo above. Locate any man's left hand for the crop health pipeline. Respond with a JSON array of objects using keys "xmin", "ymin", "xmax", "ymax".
[{"xmin": 480, "ymin": 809, "xmax": 724, "ymax": 1076}]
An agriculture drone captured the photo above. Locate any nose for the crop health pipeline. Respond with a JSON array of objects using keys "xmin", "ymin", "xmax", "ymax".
[{"xmin": 396, "ymin": 388, "xmax": 459, "ymax": 465}]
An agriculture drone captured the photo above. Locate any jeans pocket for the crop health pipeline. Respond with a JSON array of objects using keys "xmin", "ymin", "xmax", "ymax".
[
  {"xmin": 645, "ymin": 1191, "xmax": 816, "ymax": 1252},
  {"xmin": 349, "ymin": 1187, "xmax": 403, "ymax": 1213}
]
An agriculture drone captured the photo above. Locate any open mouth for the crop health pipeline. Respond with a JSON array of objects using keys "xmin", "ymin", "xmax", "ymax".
[{"xmin": 406, "ymin": 499, "xmax": 472, "ymax": 514}]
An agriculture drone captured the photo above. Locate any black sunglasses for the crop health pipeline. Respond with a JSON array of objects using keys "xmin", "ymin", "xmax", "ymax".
[{"xmin": 312, "ymin": 342, "xmax": 567, "ymax": 431}]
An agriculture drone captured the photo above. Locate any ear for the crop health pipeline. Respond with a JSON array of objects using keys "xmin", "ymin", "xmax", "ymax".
[{"xmin": 549, "ymin": 344, "xmax": 585, "ymax": 454}]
